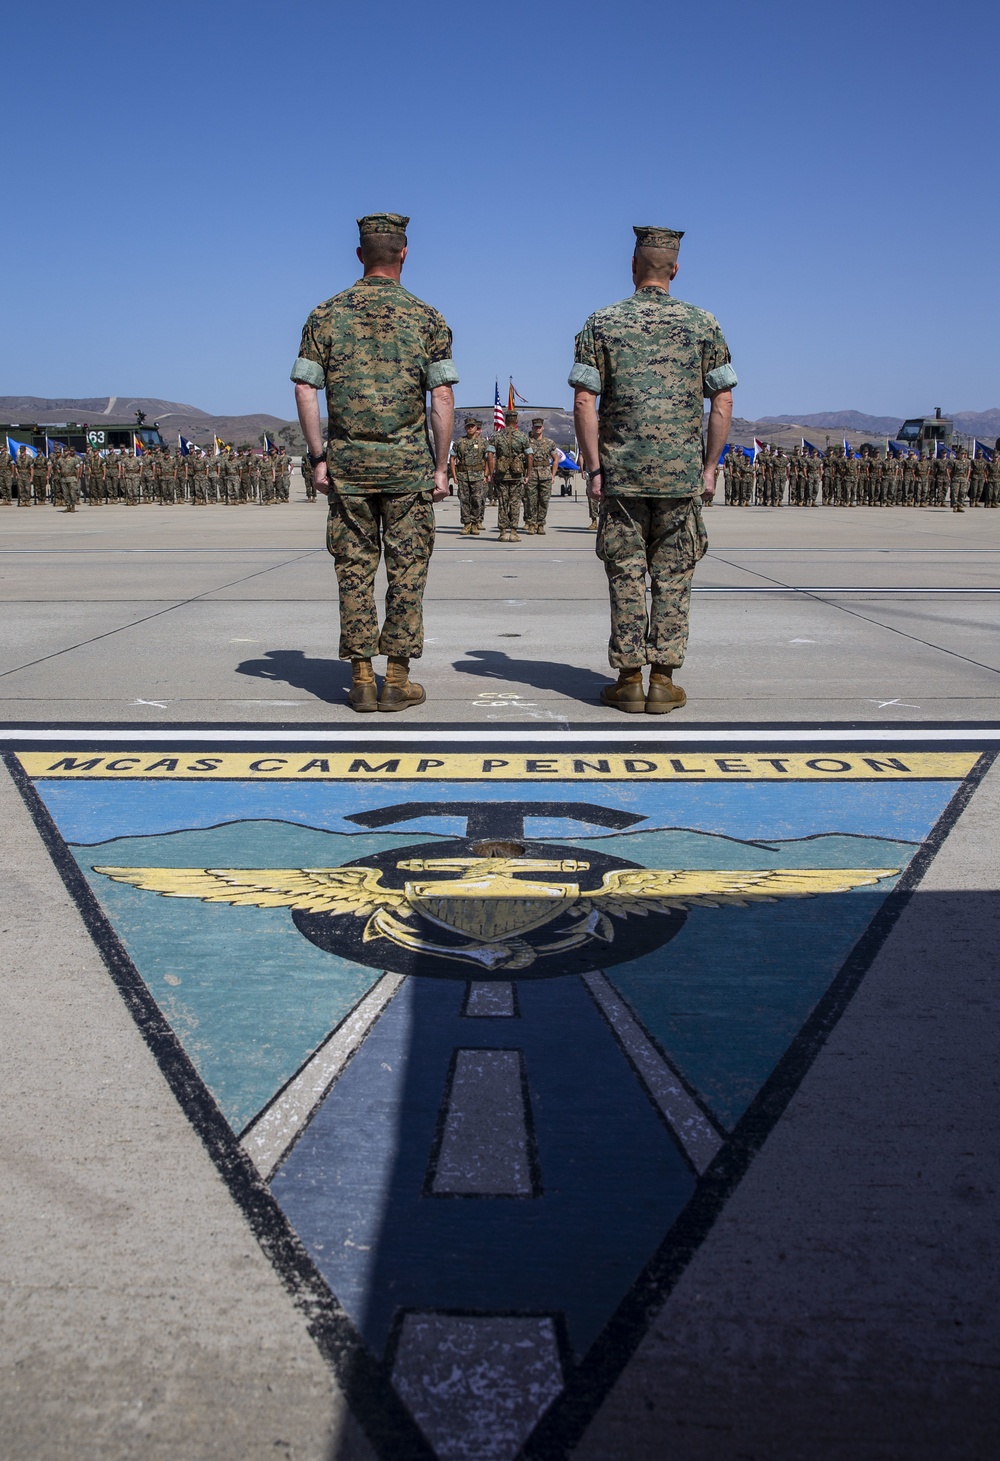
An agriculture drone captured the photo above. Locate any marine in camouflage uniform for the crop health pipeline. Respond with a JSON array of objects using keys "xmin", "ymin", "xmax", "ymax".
[
  {"xmin": 291, "ymin": 211, "xmax": 457, "ymax": 711},
  {"xmin": 489, "ymin": 409, "xmax": 531, "ymax": 541},
  {"xmin": 32, "ymin": 452, "xmax": 49, "ymax": 506},
  {"xmin": 950, "ymin": 447, "xmax": 970, "ymax": 512},
  {"xmin": 806, "ymin": 450, "xmax": 822, "ymax": 506},
  {"xmin": 523, "ymin": 417, "xmax": 558, "ymax": 533},
  {"xmin": 84, "ymin": 448, "xmax": 104, "ymax": 505},
  {"xmin": 986, "ymin": 450, "xmax": 1000, "ymax": 508},
  {"xmin": 122, "ymin": 450, "xmax": 142, "ymax": 505},
  {"xmin": 0, "ymin": 446, "xmax": 12, "ymax": 505},
  {"xmin": 301, "ymin": 452, "xmax": 316, "ymax": 500},
  {"xmin": 259, "ymin": 451, "xmax": 275, "ymax": 504},
  {"xmin": 53, "ymin": 446, "xmax": 81, "ymax": 512},
  {"xmin": 189, "ymin": 451, "xmax": 209, "ymax": 504},
  {"xmin": 222, "ymin": 450, "xmax": 241, "ymax": 505},
  {"xmin": 139, "ymin": 448, "xmax": 156, "ymax": 504},
  {"xmin": 969, "ymin": 450, "xmax": 988, "ymax": 507},
  {"xmin": 15, "ymin": 448, "xmax": 34, "ymax": 506},
  {"xmin": 571, "ymin": 223, "xmax": 736, "ymax": 713},
  {"xmin": 450, "ymin": 416, "xmax": 489, "ymax": 534}
]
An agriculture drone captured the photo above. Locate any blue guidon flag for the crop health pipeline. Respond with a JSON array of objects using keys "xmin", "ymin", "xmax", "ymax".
[
  {"xmin": 178, "ymin": 434, "xmax": 196, "ymax": 456},
  {"xmin": 7, "ymin": 435, "xmax": 37, "ymax": 459}
]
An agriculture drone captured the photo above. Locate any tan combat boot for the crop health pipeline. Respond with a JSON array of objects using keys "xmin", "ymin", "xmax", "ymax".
[
  {"xmin": 646, "ymin": 666, "xmax": 687, "ymax": 715},
  {"xmin": 599, "ymin": 668, "xmax": 646, "ymax": 713},
  {"xmin": 347, "ymin": 658, "xmax": 377, "ymax": 713},
  {"xmin": 509, "ymin": 530, "xmax": 521, "ymax": 543},
  {"xmin": 536, "ymin": 524, "xmax": 546, "ymax": 535},
  {"xmin": 460, "ymin": 523, "xmax": 473, "ymax": 535},
  {"xmin": 378, "ymin": 655, "xmax": 426, "ymax": 713},
  {"xmin": 498, "ymin": 530, "xmax": 508, "ymax": 542},
  {"xmin": 471, "ymin": 523, "xmax": 481, "ymax": 534}
]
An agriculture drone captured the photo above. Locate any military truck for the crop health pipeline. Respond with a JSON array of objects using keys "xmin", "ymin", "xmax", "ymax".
[
  {"xmin": 895, "ymin": 408, "xmax": 952, "ymax": 452},
  {"xmin": 1, "ymin": 419, "xmax": 164, "ymax": 454}
]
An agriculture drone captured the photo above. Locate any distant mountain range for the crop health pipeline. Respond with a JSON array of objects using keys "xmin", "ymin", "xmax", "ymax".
[{"xmin": 3, "ymin": 397, "xmax": 998, "ymax": 453}]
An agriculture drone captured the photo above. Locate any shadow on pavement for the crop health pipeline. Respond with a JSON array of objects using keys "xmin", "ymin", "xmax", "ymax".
[
  {"xmin": 235, "ymin": 648, "xmax": 351, "ymax": 705},
  {"xmin": 452, "ymin": 649, "xmax": 609, "ymax": 701}
]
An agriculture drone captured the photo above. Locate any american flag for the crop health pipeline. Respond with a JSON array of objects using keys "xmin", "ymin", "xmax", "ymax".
[{"xmin": 493, "ymin": 381, "xmax": 505, "ymax": 433}]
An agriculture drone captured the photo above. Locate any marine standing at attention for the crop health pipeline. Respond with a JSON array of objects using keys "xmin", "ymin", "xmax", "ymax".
[
  {"xmin": 450, "ymin": 416, "xmax": 490, "ymax": 535},
  {"xmin": 292, "ymin": 212, "xmax": 457, "ymax": 712},
  {"xmin": 571, "ymin": 224, "xmax": 736, "ymax": 714},
  {"xmin": 523, "ymin": 417, "xmax": 558, "ymax": 534},
  {"xmin": 489, "ymin": 408, "xmax": 531, "ymax": 543}
]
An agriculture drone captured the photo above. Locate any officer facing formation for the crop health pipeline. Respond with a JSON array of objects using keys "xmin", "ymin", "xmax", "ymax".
[
  {"xmin": 523, "ymin": 417, "xmax": 558, "ymax": 534},
  {"xmin": 571, "ymin": 223, "xmax": 736, "ymax": 714},
  {"xmin": 291, "ymin": 211, "xmax": 457, "ymax": 713},
  {"xmin": 489, "ymin": 408, "xmax": 531, "ymax": 542},
  {"xmin": 450, "ymin": 416, "xmax": 490, "ymax": 534}
]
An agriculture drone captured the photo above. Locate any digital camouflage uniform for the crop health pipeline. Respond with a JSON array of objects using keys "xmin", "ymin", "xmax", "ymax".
[
  {"xmin": 451, "ymin": 432, "xmax": 490, "ymax": 528},
  {"xmin": 222, "ymin": 452, "xmax": 241, "ymax": 505},
  {"xmin": 969, "ymin": 453, "xmax": 987, "ymax": 507},
  {"xmin": 84, "ymin": 449, "xmax": 104, "ymax": 505},
  {"xmin": 122, "ymin": 451, "xmax": 142, "ymax": 504},
  {"xmin": 290, "ymin": 254, "xmax": 458, "ymax": 660},
  {"xmin": 53, "ymin": 450, "xmax": 80, "ymax": 511},
  {"xmin": 15, "ymin": 452, "xmax": 33, "ymax": 506},
  {"xmin": 987, "ymin": 452, "xmax": 1000, "ymax": 508},
  {"xmin": 950, "ymin": 450, "xmax": 970, "ymax": 511},
  {"xmin": 190, "ymin": 453, "xmax": 209, "ymax": 504},
  {"xmin": 490, "ymin": 423, "xmax": 531, "ymax": 535},
  {"xmin": 524, "ymin": 428, "xmax": 557, "ymax": 530},
  {"xmin": 31, "ymin": 453, "xmax": 48, "ymax": 506},
  {"xmin": 570, "ymin": 278, "xmax": 735, "ymax": 669},
  {"xmin": 0, "ymin": 449, "xmax": 12, "ymax": 505}
]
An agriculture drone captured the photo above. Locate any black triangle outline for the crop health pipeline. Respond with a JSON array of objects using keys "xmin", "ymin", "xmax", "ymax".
[{"xmin": 6, "ymin": 746, "xmax": 993, "ymax": 1461}]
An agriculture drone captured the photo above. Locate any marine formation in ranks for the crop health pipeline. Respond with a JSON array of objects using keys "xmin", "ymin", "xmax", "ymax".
[
  {"xmin": 0, "ymin": 444, "xmax": 294, "ymax": 507},
  {"xmin": 721, "ymin": 443, "xmax": 1000, "ymax": 511}
]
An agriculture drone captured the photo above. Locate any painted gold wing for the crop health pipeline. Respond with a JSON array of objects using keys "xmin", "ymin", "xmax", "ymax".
[
  {"xmin": 581, "ymin": 867, "xmax": 899, "ymax": 919},
  {"xmin": 92, "ymin": 865, "xmax": 407, "ymax": 916}
]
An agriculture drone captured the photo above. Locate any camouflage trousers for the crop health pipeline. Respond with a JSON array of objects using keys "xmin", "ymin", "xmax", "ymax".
[
  {"xmin": 596, "ymin": 494, "xmax": 707, "ymax": 669},
  {"xmin": 327, "ymin": 490, "xmax": 435, "ymax": 660},
  {"xmin": 456, "ymin": 478, "xmax": 486, "ymax": 525},
  {"xmin": 495, "ymin": 479, "xmax": 523, "ymax": 532},
  {"xmin": 523, "ymin": 478, "xmax": 552, "ymax": 527}
]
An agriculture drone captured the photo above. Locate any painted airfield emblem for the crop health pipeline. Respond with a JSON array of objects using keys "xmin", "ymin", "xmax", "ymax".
[{"xmin": 12, "ymin": 746, "xmax": 985, "ymax": 1461}]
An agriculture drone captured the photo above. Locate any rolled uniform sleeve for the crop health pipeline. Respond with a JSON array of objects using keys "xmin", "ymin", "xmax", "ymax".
[
  {"xmin": 568, "ymin": 320, "xmax": 603, "ymax": 394},
  {"xmin": 424, "ymin": 310, "xmax": 459, "ymax": 390},
  {"xmin": 290, "ymin": 311, "xmax": 327, "ymax": 387},
  {"xmin": 701, "ymin": 318, "xmax": 737, "ymax": 396}
]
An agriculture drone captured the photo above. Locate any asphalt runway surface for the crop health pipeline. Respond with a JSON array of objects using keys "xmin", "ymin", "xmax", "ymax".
[{"xmin": 2, "ymin": 490, "xmax": 998, "ymax": 1461}]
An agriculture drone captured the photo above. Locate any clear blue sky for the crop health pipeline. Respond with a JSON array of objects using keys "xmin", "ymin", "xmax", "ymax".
[{"xmin": 4, "ymin": 0, "xmax": 997, "ymax": 423}]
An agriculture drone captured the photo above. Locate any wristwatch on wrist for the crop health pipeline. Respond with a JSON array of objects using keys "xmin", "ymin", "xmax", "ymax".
[{"xmin": 308, "ymin": 451, "xmax": 326, "ymax": 467}]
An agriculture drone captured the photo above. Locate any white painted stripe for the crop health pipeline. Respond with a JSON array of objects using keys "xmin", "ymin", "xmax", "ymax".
[
  {"xmin": 241, "ymin": 972, "xmax": 403, "ymax": 1180},
  {"xmin": 689, "ymin": 587, "xmax": 1000, "ymax": 594},
  {"xmin": 5, "ymin": 727, "xmax": 1000, "ymax": 745},
  {"xmin": 582, "ymin": 970, "xmax": 723, "ymax": 1174},
  {"xmin": 465, "ymin": 981, "xmax": 516, "ymax": 1017}
]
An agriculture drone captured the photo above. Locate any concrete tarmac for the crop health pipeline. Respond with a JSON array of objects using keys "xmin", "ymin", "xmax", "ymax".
[
  {"xmin": 1, "ymin": 492, "xmax": 1000, "ymax": 723},
  {"xmin": 1, "ymin": 491, "xmax": 998, "ymax": 1461}
]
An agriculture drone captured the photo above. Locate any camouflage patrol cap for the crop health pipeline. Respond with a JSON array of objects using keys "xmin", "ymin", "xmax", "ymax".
[
  {"xmin": 357, "ymin": 212, "xmax": 409, "ymax": 238},
  {"xmin": 531, "ymin": 417, "xmax": 544, "ymax": 426},
  {"xmin": 633, "ymin": 225, "xmax": 684, "ymax": 253},
  {"xmin": 504, "ymin": 409, "xmax": 518, "ymax": 422},
  {"xmin": 464, "ymin": 416, "xmax": 481, "ymax": 427}
]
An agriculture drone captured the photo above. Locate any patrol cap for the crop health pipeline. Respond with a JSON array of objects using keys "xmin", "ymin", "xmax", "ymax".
[
  {"xmin": 531, "ymin": 417, "xmax": 544, "ymax": 425},
  {"xmin": 357, "ymin": 212, "xmax": 409, "ymax": 238},
  {"xmin": 633, "ymin": 225, "xmax": 684, "ymax": 253},
  {"xmin": 464, "ymin": 416, "xmax": 481, "ymax": 426},
  {"xmin": 504, "ymin": 409, "xmax": 518, "ymax": 422}
]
